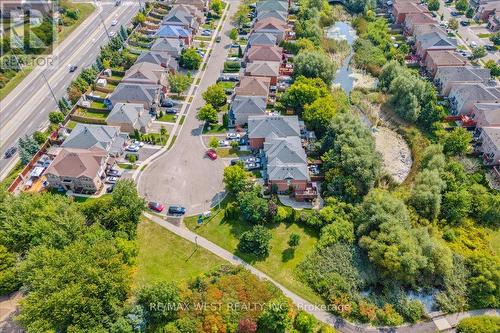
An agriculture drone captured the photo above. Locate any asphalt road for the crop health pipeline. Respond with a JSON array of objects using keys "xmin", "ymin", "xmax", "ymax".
[
  {"xmin": 137, "ymin": 1, "xmax": 240, "ymax": 215},
  {"xmin": 0, "ymin": 0, "xmax": 140, "ymax": 179}
]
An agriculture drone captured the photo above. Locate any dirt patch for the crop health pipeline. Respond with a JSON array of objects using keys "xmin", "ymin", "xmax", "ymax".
[
  {"xmin": 373, "ymin": 126, "xmax": 412, "ymax": 184},
  {"xmin": 351, "ymin": 68, "xmax": 378, "ymax": 90}
]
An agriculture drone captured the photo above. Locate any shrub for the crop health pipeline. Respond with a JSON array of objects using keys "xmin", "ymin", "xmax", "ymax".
[
  {"xmin": 238, "ymin": 225, "xmax": 272, "ymax": 258},
  {"xmin": 456, "ymin": 316, "xmax": 500, "ymax": 333}
]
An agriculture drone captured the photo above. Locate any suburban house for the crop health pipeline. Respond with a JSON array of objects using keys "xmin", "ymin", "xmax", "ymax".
[
  {"xmin": 415, "ymin": 31, "xmax": 456, "ymax": 60},
  {"xmin": 449, "ymin": 83, "xmax": 500, "ymax": 115},
  {"xmin": 156, "ymin": 25, "xmax": 192, "ymax": 45},
  {"xmin": 246, "ymin": 45, "xmax": 283, "ymax": 63},
  {"xmin": 248, "ymin": 32, "xmax": 278, "ymax": 47},
  {"xmin": 404, "ymin": 12, "xmax": 436, "ymax": 35},
  {"xmin": 253, "ymin": 17, "xmax": 288, "ymax": 42},
  {"xmin": 256, "ymin": 0, "xmax": 288, "ymax": 14},
  {"xmin": 172, "ymin": 0, "xmax": 209, "ymax": 11},
  {"xmin": 106, "ymin": 103, "xmax": 152, "ymax": 134},
  {"xmin": 235, "ymin": 76, "xmax": 271, "ymax": 98},
  {"xmin": 471, "ymin": 103, "xmax": 500, "ymax": 128},
  {"xmin": 256, "ymin": 10, "xmax": 287, "ymax": 22},
  {"xmin": 488, "ymin": 13, "xmax": 500, "ymax": 31},
  {"xmin": 135, "ymin": 51, "xmax": 179, "ymax": 73},
  {"xmin": 44, "ymin": 148, "xmax": 109, "ymax": 194},
  {"xmin": 247, "ymin": 115, "xmax": 316, "ymax": 201},
  {"xmin": 247, "ymin": 115, "xmax": 300, "ymax": 149},
  {"xmin": 109, "ymin": 83, "xmax": 163, "ymax": 113},
  {"xmin": 151, "ymin": 38, "xmax": 184, "ymax": 58},
  {"xmin": 424, "ymin": 50, "xmax": 468, "ymax": 77},
  {"xmin": 265, "ymin": 136, "xmax": 309, "ymax": 192},
  {"xmin": 434, "ymin": 66, "xmax": 491, "ymax": 96},
  {"xmin": 229, "ymin": 95, "xmax": 267, "ymax": 126},
  {"xmin": 413, "ymin": 23, "xmax": 447, "ymax": 39},
  {"xmin": 61, "ymin": 124, "xmax": 128, "ymax": 157},
  {"xmin": 478, "ymin": 126, "xmax": 500, "ymax": 165},
  {"xmin": 122, "ymin": 62, "xmax": 169, "ymax": 87},
  {"xmin": 245, "ymin": 61, "xmax": 280, "ymax": 85},
  {"xmin": 161, "ymin": 5, "xmax": 203, "ymax": 33},
  {"xmin": 476, "ymin": 1, "xmax": 500, "ymax": 21},
  {"xmin": 392, "ymin": 0, "xmax": 428, "ymax": 24}
]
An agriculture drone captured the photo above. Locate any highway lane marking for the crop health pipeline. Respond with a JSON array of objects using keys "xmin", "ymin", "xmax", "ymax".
[{"xmin": 0, "ymin": 4, "xmax": 137, "ymax": 145}]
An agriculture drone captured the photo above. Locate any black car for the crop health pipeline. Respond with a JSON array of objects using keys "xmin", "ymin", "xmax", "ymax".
[
  {"xmin": 165, "ymin": 108, "xmax": 178, "ymax": 114},
  {"xmin": 69, "ymin": 65, "xmax": 78, "ymax": 72},
  {"xmin": 168, "ymin": 206, "xmax": 186, "ymax": 216},
  {"xmin": 451, "ymin": 11, "xmax": 460, "ymax": 16},
  {"xmin": 107, "ymin": 169, "xmax": 121, "ymax": 177},
  {"xmin": 485, "ymin": 44, "xmax": 495, "ymax": 51},
  {"xmin": 161, "ymin": 99, "xmax": 175, "ymax": 107},
  {"xmin": 460, "ymin": 20, "xmax": 470, "ymax": 26},
  {"xmin": 4, "ymin": 146, "xmax": 16, "ymax": 158}
]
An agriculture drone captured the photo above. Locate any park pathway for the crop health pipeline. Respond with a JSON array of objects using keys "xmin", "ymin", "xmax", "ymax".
[{"xmin": 144, "ymin": 213, "xmax": 500, "ymax": 332}]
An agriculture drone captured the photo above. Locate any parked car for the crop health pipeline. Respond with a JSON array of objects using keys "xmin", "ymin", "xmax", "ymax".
[
  {"xmin": 168, "ymin": 205, "xmax": 186, "ymax": 216},
  {"xmin": 243, "ymin": 156, "xmax": 261, "ymax": 163},
  {"xmin": 244, "ymin": 162, "xmax": 261, "ymax": 170},
  {"xmin": 485, "ymin": 44, "xmax": 495, "ymax": 51},
  {"xmin": 207, "ymin": 149, "xmax": 217, "ymax": 160},
  {"xmin": 226, "ymin": 132, "xmax": 240, "ymax": 140},
  {"xmin": 109, "ymin": 31, "xmax": 116, "ymax": 37},
  {"xmin": 165, "ymin": 108, "xmax": 178, "ymax": 114},
  {"xmin": 111, "ymin": 19, "xmax": 118, "ymax": 26},
  {"xmin": 161, "ymin": 98, "xmax": 175, "ymax": 107},
  {"xmin": 133, "ymin": 140, "xmax": 144, "ymax": 147},
  {"xmin": 148, "ymin": 201, "xmax": 165, "ymax": 212},
  {"xmin": 126, "ymin": 145, "xmax": 139, "ymax": 152},
  {"xmin": 216, "ymin": 35, "xmax": 221, "ymax": 43},
  {"xmin": 4, "ymin": 146, "xmax": 16, "ymax": 158},
  {"xmin": 106, "ymin": 176, "xmax": 118, "ymax": 184},
  {"xmin": 69, "ymin": 64, "xmax": 78, "ymax": 72},
  {"xmin": 106, "ymin": 184, "xmax": 115, "ymax": 193},
  {"xmin": 201, "ymin": 29, "xmax": 212, "ymax": 36},
  {"xmin": 470, "ymin": 41, "xmax": 478, "ymax": 48},
  {"xmin": 107, "ymin": 169, "xmax": 121, "ymax": 177},
  {"xmin": 218, "ymin": 140, "xmax": 230, "ymax": 147},
  {"xmin": 451, "ymin": 11, "xmax": 460, "ymax": 16},
  {"xmin": 230, "ymin": 159, "xmax": 239, "ymax": 165},
  {"xmin": 460, "ymin": 20, "xmax": 469, "ymax": 26}
]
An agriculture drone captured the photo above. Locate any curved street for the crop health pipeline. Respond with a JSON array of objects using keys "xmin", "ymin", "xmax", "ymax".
[{"xmin": 137, "ymin": 1, "xmax": 240, "ymax": 215}]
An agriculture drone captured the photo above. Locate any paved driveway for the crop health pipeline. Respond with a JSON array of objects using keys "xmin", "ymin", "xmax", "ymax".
[{"xmin": 137, "ymin": 2, "xmax": 238, "ymax": 215}]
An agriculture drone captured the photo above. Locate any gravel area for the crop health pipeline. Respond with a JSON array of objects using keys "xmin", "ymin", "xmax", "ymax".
[{"xmin": 373, "ymin": 126, "xmax": 412, "ymax": 184}]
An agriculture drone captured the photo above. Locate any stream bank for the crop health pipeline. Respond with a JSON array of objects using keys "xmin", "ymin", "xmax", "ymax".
[{"xmin": 325, "ymin": 20, "xmax": 412, "ymax": 184}]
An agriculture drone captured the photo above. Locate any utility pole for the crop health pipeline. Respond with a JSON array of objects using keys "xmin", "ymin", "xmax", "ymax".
[
  {"xmin": 97, "ymin": 11, "xmax": 112, "ymax": 41},
  {"xmin": 41, "ymin": 72, "xmax": 59, "ymax": 108}
]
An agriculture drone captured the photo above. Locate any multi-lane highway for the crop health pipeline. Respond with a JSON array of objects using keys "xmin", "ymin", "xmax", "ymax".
[{"xmin": 0, "ymin": 0, "xmax": 140, "ymax": 179}]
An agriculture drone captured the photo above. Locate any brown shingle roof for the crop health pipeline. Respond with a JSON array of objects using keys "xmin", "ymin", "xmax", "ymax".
[
  {"xmin": 427, "ymin": 50, "xmax": 467, "ymax": 66},
  {"xmin": 247, "ymin": 45, "xmax": 283, "ymax": 62},
  {"xmin": 235, "ymin": 76, "xmax": 271, "ymax": 96},
  {"xmin": 45, "ymin": 148, "xmax": 107, "ymax": 179},
  {"xmin": 254, "ymin": 17, "xmax": 287, "ymax": 31},
  {"xmin": 245, "ymin": 61, "xmax": 280, "ymax": 77}
]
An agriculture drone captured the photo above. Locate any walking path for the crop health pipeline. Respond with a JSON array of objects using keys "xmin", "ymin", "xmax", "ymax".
[{"xmin": 144, "ymin": 212, "xmax": 500, "ymax": 332}]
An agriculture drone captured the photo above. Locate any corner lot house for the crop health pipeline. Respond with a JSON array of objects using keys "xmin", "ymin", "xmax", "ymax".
[
  {"xmin": 229, "ymin": 95, "xmax": 267, "ymax": 125},
  {"xmin": 123, "ymin": 62, "xmax": 168, "ymax": 87},
  {"xmin": 246, "ymin": 45, "xmax": 283, "ymax": 63},
  {"xmin": 62, "ymin": 124, "xmax": 128, "ymax": 157},
  {"xmin": 151, "ymin": 38, "xmax": 184, "ymax": 58},
  {"xmin": 136, "ymin": 51, "xmax": 179, "ymax": 73},
  {"xmin": 245, "ymin": 61, "xmax": 280, "ymax": 85},
  {"xmin": 110, "ymin": 83, "xmax": 163, "ymax": 112},
  {"xmin": 247, "ymin": 115, "xmax": 300, "ymax": 149},
  {"xmin": 424, "ymin": 50, "xmax": 467, "ymax": 77},
  {"xmin": 449, "ymin": 83, "xmax": 500, "ymax": 115},
  {"xmin": 45, "ymin": 148, "xmax": 109, "ymax": 194},
  {"xmin": 471, "ymin": 103, "xmax": 500, "ymax": 128},
  {"xmin": 478, "ymin": 127, "xmax": 500, "ymax": 165},
  {"xmin": 235, "ymin": 76, "xmax": 271, "ymax": 98},
  {"xmin": 106, "ymin": 103, "xmax": 152, "ymax": 134},
  {"xmin": 434, "ymin": 66, "xmax": 491, "ymax": 96}
]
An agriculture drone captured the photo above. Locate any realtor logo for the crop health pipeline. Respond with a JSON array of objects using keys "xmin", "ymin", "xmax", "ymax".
[{"xmin": 0, "ymin": 0, "xmax": 57, "ymax": 67}]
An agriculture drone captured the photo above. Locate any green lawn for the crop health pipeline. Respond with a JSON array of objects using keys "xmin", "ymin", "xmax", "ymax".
[
  {"xmin": 218, "ymin": 81, "xmax": 236, "ymax": 89},
  {"xmin": 135, "ymin": 218, "xmax": 227, "ymax": 289},
  {"xmin": 157, "ymin": 113, "xmax": 177, "ymax": 122},
  {"xmin": 203, "ymin": 123, "xmax": 227, "ymax": 134},
  {"xmin": 77, "ymin": 108, "xmax": 108, "ymax": 119},
  {"xmin": 65, "ymin": 120, "xmax": 78, "ymax": 129},
  {"xmin": 185, "ymin": 203, "xmax": 324, "ymax": 305},
  {"xmin": 194, "ymin": 36, "xmax": 212, "ymax": 41},
  {"xmin": 215, "ymin": 148, "xmax": 251, "ymax": 158},
  {"xmin": 90, "ymin": 101, "xmax": 107, "ymax": 109},
  {"xmin": 117, "ymin": 163, "xmax": 138, "ymax": 170},
  {"xmin": 0, "ymin": 65, "xmax": 34, "ymax": 101}
]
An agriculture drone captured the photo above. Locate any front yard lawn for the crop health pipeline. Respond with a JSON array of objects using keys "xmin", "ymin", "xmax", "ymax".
[
  {"xmin": 135, "ymin": 217, "xmax": 227, "ymax": 289},
  {"xmin": 194, "ymin": 36, "xmax": 212, "ymax": 41},
  {"xmin": 218, "ymin": 81, "xmax": 236, "ymax": 89},
  {"xmin": 215, "ymin": 148, "xmax": 251, "ymax": 158},
  {"xmin": 185, "ymin": 202, "xmax": 323, "ymax": 305},
  {"xmin": 203, "ymin": 123, "xmax": 227, "ymax": 134},
  {"xmin": 157, "ymin": 113, "xmax": 177, "ymax": 122}
]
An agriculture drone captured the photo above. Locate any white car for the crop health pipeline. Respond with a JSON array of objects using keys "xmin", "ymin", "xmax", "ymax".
[
  {"xmin": 226, "ymin": 133, "xmax": 241, "ymax": 140},
  {"xmin": 126, "ymin": 145, "xmax": 139, "ymax": 152},
  {"xmin": 133, "ymin": 140, "xmax": 145, "ymax": 147},
  {"xmin": 111, "ymin": 19, "xmax": 118, "ymax": 26},
  {"xmin": 106, "ymin": 176, "xmax": 118, "ymax": 184},
  {"xmin": 109, "ymin": 31, "xmax": 117, "ymax": 37},
  {"xmin": 218, "ymin": 140, "xmax": 230, "ymax": 147},
  {"xmin": 470, "ymin": 41, "xmax": 478, "ymax": 48}
]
